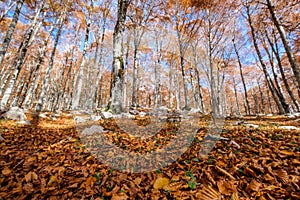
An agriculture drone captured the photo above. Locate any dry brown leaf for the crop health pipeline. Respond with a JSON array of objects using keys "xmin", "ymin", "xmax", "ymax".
[
  {"xmin": 264, "ymin": 173, "xmax": 276, "ymax": 184},
  {"xmin": 278, "ymin": 150, "xmax": 294, "ymax": 157},
  {"xmin": 163, "ymin": 181, "xmax": 182, "ymax": 191},
  {"xmin": 47, "ymin": 175, "xmax": 58, "ymax": 187},
  {"xmin": 274, "ymin": 169, "xmax": 289, "ymax": 184},
  {"xmin": 23, "ymin": 183, "xmax": 34, "ymax": 194},
  {"xmin": 292, "ymin": 159, "xmax": 300, "ymax": 165},
  {"xmin": 260, "ymin": 185, "xmax": 279, "ymax": 191},
  {"xmin": 24, "ymin": 171, "xmax": 38, "ymax": 182},
  {"xmin": 134, "ymin": 177, "xmax": 142, "ymax": 186},
  {"xmin": 217, "ymin": 180, "xmax": 237, "ymax": 195},
  {"xmin": 2, "ymin": 166, "xmax": 11, "ymax": 176},
  {"xmin": 246, "ymin": 179, "xmax": 262, "ymax": 194},
  {"xmin": 111, "ymin": 192, "xmax": 128, "ymax": 200},
  {"xmin": 231, "ymin": 192, "xmax": 239, "ymax": 200},
  {"xmin": 153, "ymin": 177, "xmax": 170, "ymax": 189},
  {"xmin": 244, "ymin": 167, "xmax": 256, "ymax": 177},
  {"xmin": 68, "ymin": 183, "xmax": 78, "ymax": 189},
  {"xmin": 196, "ymin": 185, "xmax": 221, "ymax": 200}
]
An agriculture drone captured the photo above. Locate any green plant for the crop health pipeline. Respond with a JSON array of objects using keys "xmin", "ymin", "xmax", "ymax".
[
  {"xmin": 94, "ymin": 173, "xmax": 101, "ymax": 184},
  {"xmin": 188, "ymin": 181, "xmax": 197, "ymax": 189},
  {"xmin": 186, "ymin": 171, "xmax": 197, "ymax": 189}
]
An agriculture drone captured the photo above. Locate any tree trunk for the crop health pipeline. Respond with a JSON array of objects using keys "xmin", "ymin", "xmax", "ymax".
[
  {"xmin": 195, "ymin": 68, "xmax": 205, "ymax": 112},
  {"xmin": 233, "ymin": 39, "xmax": 250, "ymax": 115},
  {"xmin": 265, "ymin": 30, "xmax": 300, "ymax": 111},
  {"xmin": 154, "ymin": 33, "xmax": 162, "ymax": 108},
  {"xmin": 233, "ymin": 77, "xmax": 240, "ymax": 115},
  {"xmin": 21, "ymin": 24, "xmax": 55, "ymax": 108},
  {"xmin": 0, "ymin": 0, "xmax": 24, "ymax": 68},
  {"xmin": 72, "ymin": 13, "xmax": 91, "ymax": 110},
  {"xmin": 266, "ymin": 0, "xmax": 300, "ymax": 96},
  {"xmin": 93, "ymin": 16, "xmax": 107, "ymax": 109},
  {"xmin": 131, "ymin": 49, "xmax": 139, "ymax": 108},
  {"xmin": 257, "ymin": 79, "xmax": 265, "ymax": 114},
  {"xmin": 0, "ymin": 1, "xmax": 16, "ymax": 23},
  {"xmin": 0, "ymin": 2, "xmax": 44, "ymax": 107},
  {"xmin": 36, "ymin": 10, "xmax": 66, "ymax": 112},
  {"xmin": 108, "ymin": 0, "xmax": 130, "ymax": 113},
  {"xmin": 246, "ymin": 2, "xmax": 286, "ymax": 114},
  {"xmin": 261, "ymin": 34, "xmax": 290, "ymax": 113}
]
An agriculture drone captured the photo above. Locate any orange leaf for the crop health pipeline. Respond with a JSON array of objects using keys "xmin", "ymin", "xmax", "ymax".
[
  {"xmin": 2, "ymin": 166, "xmax": 11, "ymax": 176},
  {"xmin": 153, "ymin": 177, "xmax": 170, "ymax": 189},
  {"xmin": 47, "ymin": 175, "xmax": 58, "ymax": 187},
  {"xmin": 111, "ymin": 192, "xmax": 128, "ymax": 200}
]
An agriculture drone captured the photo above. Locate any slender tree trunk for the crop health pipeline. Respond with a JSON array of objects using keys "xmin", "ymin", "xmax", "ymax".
[
  {"xmin": 16, "ymin": 62, "xmax": 35, "ymax": 107},
  {"xmin": 177, "ymin": 35, "xmax": 190, "ymax": 110},
  {"xmin": 21, "ymin": 24, "xmax": 55, "ymax": 108},
  {"xmin": 261, "ymin": 35, "xmax": 290, "ymax": 113},
  {"xmin": 233, "ymin": 39, "xmax": 250, "ymax": 115},
  {"xmin": 36, "ymin": 10, "xmax": 66, "ymax": 112},
  {"xmin": 246, "ymin": 2, "xmax": 286, "ymax": 114},
  {"xmin": 0, "ymin": 0, "xmax": 24, "ymax": 68},
  {"xmin": 169, "ymin": 63, "xmax": 174, "ymax": 108},
  {"xmin": 257, "ymin": 79, "xmax": 265, "ymax": 114},
  {"xmin": 251, "ymin": 89, "xmax": 259, "ymax": 114},
  {"xmin": 266, "ymin": 0, "xmax": 300, "ymax": 96},
  {"xmin": 108, "ymin": 0, "xmax": 129, "ymax": 113},
  {"xmin": 131, "ymin": 49, "xmax": 139, "ymax": 107},
  {"xmin": 190, "ymin": 71, "xmax": 198, "ymax": 108},
  {"xmin": 154, "ymin": 33, "xmax": 162, "ymax": 108},
  {"xmin": 52, "ymin": 55, "xmax": 69, "ymax": 111},
  {"xmin": 93, "ymin": 17, "xmax": 107, "ymax": 109},
  {"xmin": 267, "ymin": 88, "xmax": 274, "ymax": 114},
  {"xmin": 72, "ymin": 14, "xmax": 91, "ymax": 110},
  {"xmin": 233, "ymin": 77, "xmax": 240, "ymax": 115},
  {"xmin": 265, "ymin": 30, "xmax": 300, "ymax": 111},
  {"xmin": 0, "ymin": 2, "xmax": 44, "ymax": 107},
  {"xmin": 195, "ymin": 68, "xmax": 205, "ymax": 112},
  {"xmin": 174, "ymin": 68, "xmax": 181, "ymax": 110},
  {"xmin": 0, "ymin": 1, "xmax": 16, "ymax": 23}
]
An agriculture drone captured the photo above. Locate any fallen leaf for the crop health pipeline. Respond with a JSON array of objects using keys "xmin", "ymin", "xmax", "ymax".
[
  {"xmin": 163, "ymin": 181, "xmax": 182, "ymax": 191},
  {"xmin": 196, "ymin": 185, "xmax": 221, "ymax": 200},
  {"xmin": 246, "ymin": 180, "xmax": 262, "ymax": 194},
  {"xmin": 217, "ymin": 180, "xmax": 237, "ymax": 195},
  {"xmin": 2, "ymin": 166, "xmax": 11, "ymax": 176},
  {"xmin": 279, "ymin": 150, "xmax": 294, "ymax": 157},
  {"xmin": 47, "ymin": 175, "xmax": 58, "ymax": 187},
  {"xmin": 134, "ymin": 177, "xmax": 142, "ymax": 186},
  {"xmin": 153, "ymin": 177, "xmax": 170, "ymax": 189},
  {"xmin": 111, "ymin": 192, "xmax": 128, "ymax": 200}
]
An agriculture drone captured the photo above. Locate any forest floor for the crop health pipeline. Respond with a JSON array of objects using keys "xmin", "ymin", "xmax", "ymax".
[{"xmin": 0, "ymin": 113, "xmax": 299, "ymax": 200}]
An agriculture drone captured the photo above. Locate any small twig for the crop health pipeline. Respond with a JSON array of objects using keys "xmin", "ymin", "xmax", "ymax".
[
  {"xmin": 215, "ymin": 166, "xmax": 236, "ymax": 180},
  {"xmin": 13, "ymin": 159, "xmax": 24, "ymax": 170}
]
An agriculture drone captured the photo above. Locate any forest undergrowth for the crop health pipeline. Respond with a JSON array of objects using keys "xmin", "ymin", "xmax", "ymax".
[{"xmin": 0, "ymin": 113, "xmax": 299, "ymax": 199}]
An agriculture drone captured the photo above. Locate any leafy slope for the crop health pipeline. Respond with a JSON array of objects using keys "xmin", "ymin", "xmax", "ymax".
[{"xmin": 0, "ymin": 114, "xmax": 299, "ymax": 199}]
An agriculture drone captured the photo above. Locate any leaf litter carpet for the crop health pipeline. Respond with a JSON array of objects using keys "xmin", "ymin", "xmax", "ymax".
[{"xmin": 0, "ymin": 114, "xmax": 299, "ymax": 199}]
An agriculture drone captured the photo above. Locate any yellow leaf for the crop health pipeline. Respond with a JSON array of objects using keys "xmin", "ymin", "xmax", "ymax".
[
  {"xmin": 279, "ymin": 150, "xmax": 294, "ymax": 156},
  {"xmin": 111, "ymin": 192, "xmax": 128, "ymax": 200},
  {"xmin": 134, "ymin": 177, "xmax": 142, "ymax": 186},
  {"xmin": 260, "ymin": 185, "xmax": 279, "ymax": 191},
  {"xmin": 2, "ymin": 166, "xmax": 11, "ymax": 176},
  {"xmin": 47, "ymin": 175, "xmax": 58, "ymax": 187},
  {"xmin": 153, "ymin": 177, "xmax": 170, "ymax": 189}
]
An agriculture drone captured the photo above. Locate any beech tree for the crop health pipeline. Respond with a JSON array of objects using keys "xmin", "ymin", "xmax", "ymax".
[
  {"xmin": 108, "ymin": 0, "xmax": 130, "ymax": 113},
  {"xmin": 0, "ymin": 0, "xmax": 298, "ymax": 116},
  {"xmin": 0, "ymin": 0, "xmax": 24, "ymax": 69}
]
